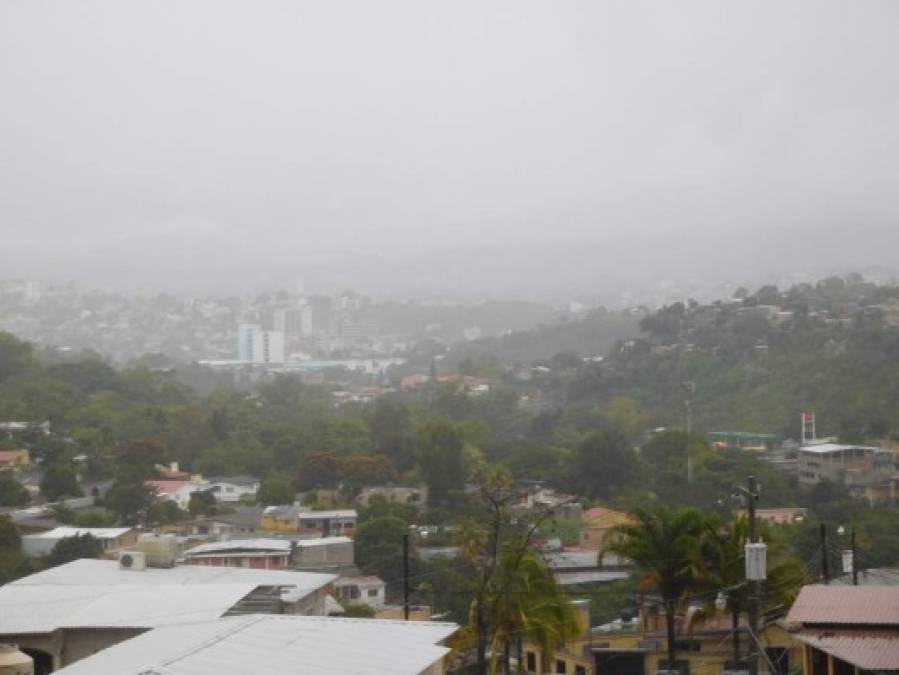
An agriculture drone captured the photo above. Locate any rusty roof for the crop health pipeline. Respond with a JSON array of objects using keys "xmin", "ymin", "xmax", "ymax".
[
  {"xmin": 787, "ymin": 585, "xmax": 899, "ymax": 625},
  {"xmin": 795, "ymin": 630, "xmax": 899, "ymax": 670}
]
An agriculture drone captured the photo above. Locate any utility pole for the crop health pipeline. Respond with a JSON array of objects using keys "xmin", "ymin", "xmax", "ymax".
[
  {"xmin": 403, "ymin": 533, "xmax": 410, "ymax": 620},
  {"xmin": 745, "ymin": 476, "xmax": 760, "ymax": 675},
  {"xmin": 684, "ymin": 381, "xmax": 695, "ymax": 484},
  {"xmin": 851, "ymin": 527, "xmax": 858, "ymax": 586},
  {"xmin": 820, "ymin": 524, "xmax": 829, "ymax": 584}
]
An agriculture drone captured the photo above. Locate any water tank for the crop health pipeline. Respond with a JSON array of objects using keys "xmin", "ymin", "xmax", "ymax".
[
  {"xmin": 0, "ymin": 644, "xmax": 33, "ymax": 675},
  {"xmin": 135, "ymin": 533, "xmax": 178, "ymax": 568}
]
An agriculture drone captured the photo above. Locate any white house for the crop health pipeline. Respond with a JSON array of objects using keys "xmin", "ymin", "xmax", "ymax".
[
  {"xmin": 205, "ymin": 475, "xmax": 261, "ymax": 503},
  {"xmin": 334, "ymin": 575, "xmax": 386, "ymax": 608},
  {"xmin": 146, "ymin": 478, "xmax": 211, "ymax": 509}
]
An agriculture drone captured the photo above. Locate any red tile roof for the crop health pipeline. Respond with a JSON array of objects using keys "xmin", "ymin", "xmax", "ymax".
[
  {"xmin": 146, "ymin": 480, "xmax": 191, "ymax": 494},
  {"xmin": 795, "ymin": 630, "xmax": 899, "ymax": 670},
  {"xmin": 787, "ymin": 585, "xmax": 899, "ymax": 625},
  {"xmin": 0, "ymin": 450, "xmax": 27, "ymax": 462},
  {"xmin": 582, "ymin": 507, "xmax": 614, "ymax": 521}
]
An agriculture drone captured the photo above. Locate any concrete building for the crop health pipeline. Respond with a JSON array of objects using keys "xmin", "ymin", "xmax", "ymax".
[
  {"xmin": 0, "ymin": 449, "xmax": 30, "ymax": 470},
  {"xmin": 579, "ymin": 507, "xmax": 633, "ymax": 553},
  {"xmin": 251, "ymin": 329, "xmax": 285, "ymax": 364},
  {"xmin": 236, "ymin": 322, "xmax": 260, "ymax": 362},
  {"xmin": 334, "ymin": 576, "xmax": 386, "ymax": 608},
  {"xmin": 798, "ymin": 443, "xmax": 898, "ymax": 503},
  {"xmin": 21, "ymin": 527, "xmax": 136, "ymax": 558},
  {"xmin": 205, "ymin": 475, "xmax": 260, "ymax": 503},
  {"xmin": 356, "ymin": 485, "xmax": 427, "ymax": 508},
  {"xmin": 0, "ymin": 559, "xmax": 335, "ymax": 672},
  {"xmin": 523, "ymin": 598, "xmax": 800, "ymax": 675},
  {"xmin": 298, "ymin": 510, "xmax": 357, "ymax": 537},
  {"xmin": 293, "ymin": 536, "xmax": 355, "ymax": 571},
  {"xmin": 183, "ymin": 539, "xmax": 292, "ymax": 570},
  {"xmin": 52, "ymin": 614, "xmax": 458, "ymax": 675}
]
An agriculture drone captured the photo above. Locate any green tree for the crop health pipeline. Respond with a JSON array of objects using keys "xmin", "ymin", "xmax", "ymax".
[
  {"xmin": 416, "ymin": 420, "xmax": 466, "ymax": 505},
  {"xmin": 39, "ymin": 464, "xmax": 83, "ymax": 501},
  {"xmin": 354, "ymin": 516, "xmax": 412, "ymax": 590},
  {"xmin": 0, "ymin": 332, "xmax": 38, "ymax": 382},
  {"xmin": 0, "ymin": 516, "xmax": 21, "ymax": 551},
  {"xmin": 341, "ymin": 602, "xmax": 376, "ymax": 618},
  {"xmin": 0, "ymin": 517, "xmax": 34, "ymax": 585},
  {"xmin": 489, "ymin": 543, "xmax": 581, "ymax": 673},
  {"xmin": 0, "ymin": 473, "xmax": 30, "ymax": 506},
  {"xmin": 148, "ymin": 500, "xmax": 188, "ymax": 524},
  {"xmin": 606, "ymin": 506, "xmax": 704, "ymax": 671},
  {"xmin": 45, "ymin": 533, "xmax": 103, "ymax": 567},
  {"xmin": 187, "ymin": 489, "xmax": 217, "ymax": 516},
  {"xmin": 569, "ymin": 427, "xmax": 640, "ymax": 500},
  {"xmin": 257, "ymin": 473, "xmax": 296, "ymax": 506},
  {"xmin": 105, "ymin": 480, "xmax": 155, "ymax": 525},
  {"xmin": 368, "ymin": 399, "xmax": 416, "ymax": 471}
]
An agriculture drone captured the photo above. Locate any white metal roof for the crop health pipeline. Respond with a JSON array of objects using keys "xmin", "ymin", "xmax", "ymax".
[
  {"xmin": 23, "ymin": 526, "xmax": 133, "ymax": 540},
  {"xmin": 799, "ymin": 443, "xmax": 880, "ymax": 455},
  {"xmin": 12, "ymin": 558, "xmax": 335, "ymax": 591},
  {"xmin": 0, "ymin": 559, "xmax": 337, "ymax": 634},
  {"xmin": 296, "ymin": 536, "xmax": 353, "ymax": 547},
  {"xmin": 54, "ymin": 615, "xmax": 457, "ymax": 675},
  {"xmin": 298, "ymin": 509, "xmax": 357, "ymax": 519},
  {"xmin": 184, "ymin": 539, "xmax": 292, "ymax": 555},
  {"xmin": 0, "ymin": 583, "xmax": 257, "ymax": 634}
]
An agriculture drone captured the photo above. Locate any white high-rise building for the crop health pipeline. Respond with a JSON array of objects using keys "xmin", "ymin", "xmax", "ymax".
[
  {"xmin": 251, "ymin": 330, "xmax": 285, "ymax": 364},
  {"xmin": 237, "ymin": 323, "xmax": 260, "ymax": 362}
]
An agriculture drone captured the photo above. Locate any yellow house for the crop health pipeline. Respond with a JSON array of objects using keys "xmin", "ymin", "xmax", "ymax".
[
  {"xmin": 0, "ymin": 449, "xmax": 30, "ymax": 470},
  {"xmin": 580, "ymin": 507, "xmax": 633, "ymax": 553},
  {"xmin": 523, "ymin": 603, "xmax": 800, "ymax": 675},
  {"xmin": 260, "ymin": 505, "xmax": 302, "ymax": 533}
]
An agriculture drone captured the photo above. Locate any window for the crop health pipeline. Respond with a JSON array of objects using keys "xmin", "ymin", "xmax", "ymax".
[
  {"xmin": 556, "ymin": 659, "xmax": 567, "ymax": 673},
  {"xmin": 526, "ymin": 652, "xmax": 536, "ymax": 672},
  {"xmin": 575, "ymin": 667, "xmax": 586, "ymax": 675},
  {"xmin": 367, "ymin": 588, "xmax": 379, "ymax": 598}
]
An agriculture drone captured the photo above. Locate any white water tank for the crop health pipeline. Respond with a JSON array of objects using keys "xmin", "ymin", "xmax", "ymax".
[
  {"xmin": 0, "ymin": 644, "xmax": 33, "ymax": 675},
  {"xmin": 136, "ymin": 533, "xmax": 178, "ymax": 568}
]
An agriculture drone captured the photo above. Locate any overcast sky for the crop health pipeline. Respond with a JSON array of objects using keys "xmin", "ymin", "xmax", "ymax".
[{"xmin": 1, "ymin": 1, "xmax": 898, "ymax": 300}]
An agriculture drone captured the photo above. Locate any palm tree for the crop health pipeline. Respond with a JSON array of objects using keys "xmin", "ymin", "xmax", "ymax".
[
  {"xmin": 606, "ymin": 505, "xmax": 704, "ymax": 673},
  {"xmin": 488, "ymin": 544, "xmax": 581, "ymax": 674},
  {"xmin": 696, "ymin": 517, "xmax": 808, "ymax": 665}
]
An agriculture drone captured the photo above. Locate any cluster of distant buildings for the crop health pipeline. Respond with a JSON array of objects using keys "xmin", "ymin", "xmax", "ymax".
[{"xmin": 0, "ymin": 459, "xmax": 456, "ymax": 673}]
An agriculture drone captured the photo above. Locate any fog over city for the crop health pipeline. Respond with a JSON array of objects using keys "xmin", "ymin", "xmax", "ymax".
[{"xmin": 2, "ymin": 1, "xmax": 898, "ymax": 300}]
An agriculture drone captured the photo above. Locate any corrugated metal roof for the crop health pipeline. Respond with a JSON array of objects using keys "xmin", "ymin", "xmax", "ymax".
[
  {"xmin": 786, "ymin": 585, "xmax": 899, "ymax": 625},
  {"xmin": 22, "ymin": 526, "xmax": 133, "ymax": 540},
  {"xmin": 795, "ymin": 629, "xmax": 899, "ymax": 670},
  {"xmin": 298, "ymin": 509, "xmax": 357, "ymax": 519},
  {"xmin": 0, "ymin": 559, "xmax": 337, "ymax": 635},
  {"xmin": 0, "ymin": 583, "xmax": 257, "ymax": 633},
  {"xmin": 53, "ymin": 614, "xmax": 458, "ymax": 675},
  {"xmin": 184, "ymin": 539, "xmax": 291, "ymax": 555},
  {"xmin": 12, "ymin": 558, "xmax": 335, "ymax": 592},
  {"xmin": 799, "ymin": 443, "xmax": 880, "ymax": 455}
]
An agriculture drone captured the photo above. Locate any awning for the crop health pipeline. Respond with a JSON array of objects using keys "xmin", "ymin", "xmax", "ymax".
[{"xmin": 794, "ymin": 629, "xmax": 899, "ymax": 671}]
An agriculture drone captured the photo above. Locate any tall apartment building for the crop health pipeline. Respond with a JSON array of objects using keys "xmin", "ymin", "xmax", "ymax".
[
  {"xmin": 251, "ymin": 330, "xmax": 285, "ymax": 363},
  {"xmin": 237, "ymin": 323, "xmax": 285, "ymax": 363},
  {"xmin": 237, "ymin": 323, "xmax": 260, "ymax": 361}
]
